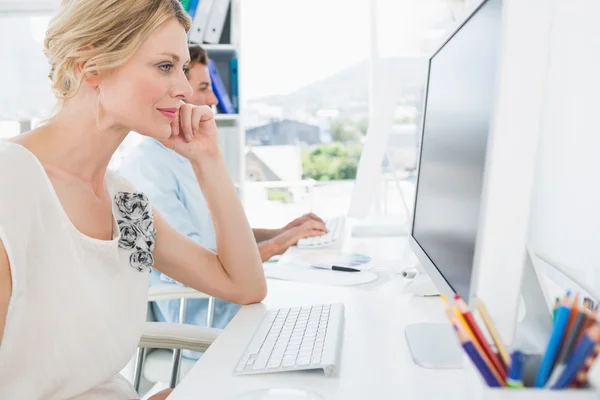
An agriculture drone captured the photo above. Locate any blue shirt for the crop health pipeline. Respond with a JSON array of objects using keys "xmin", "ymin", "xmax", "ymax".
[{"xmin": 118, "ymin": 138, "xmax": 240, "ymax": 358}]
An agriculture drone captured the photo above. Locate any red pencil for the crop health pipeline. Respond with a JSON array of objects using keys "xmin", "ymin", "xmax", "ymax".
[
  {"xmin": 454, "ymin": 294, "xmax": 508, "ymax": 382},
  {"xmin": 441, "ymin": 295, "xmax": 506, "ymax": 386}
]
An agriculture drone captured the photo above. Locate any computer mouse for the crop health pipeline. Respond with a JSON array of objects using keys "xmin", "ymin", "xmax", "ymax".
[{"xmin": 235, "ymin": 388, "xmax": 325, "ymax": 400}]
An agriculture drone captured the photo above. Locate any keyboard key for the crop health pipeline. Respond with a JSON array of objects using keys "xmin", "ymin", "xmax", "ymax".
[
  {"xmin": 282, "ymin": 357, "xmax": 296, "ymax": 367},
  {"xmin": 236, "ymin": 353, "xmax": 251, "ymax": 371},
  {"xmin": 268, "ymin": 358, "xmax": 283, "ymax": 369},
  {"xmin": 297, "ymin": 356, "xmax": 311, "ymax": 366},
  {"xmin": 253, "ymin": 353, "xmax": 271, "ymax": 370},
  {"xmin": 246, "ymin": 325, "xmax": 271, "ymax": 355}
]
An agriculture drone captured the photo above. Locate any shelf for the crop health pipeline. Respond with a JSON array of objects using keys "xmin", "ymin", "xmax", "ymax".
[
  {"xmin": 215, "ymin": 114, "xmax": 240, "ymax": 126},
  {"xmin": 203, "ymin": 44, "xmax": 237, "ymax": 52},
  {"xmin": 214, "ymin": 114, "xmax": 239, "ymax": 121}
]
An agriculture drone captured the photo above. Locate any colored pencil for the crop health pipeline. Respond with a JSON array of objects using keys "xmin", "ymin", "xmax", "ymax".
[
  {"xmin": 440, "ymin": 295, "xmax": 505, "ymax": 386},
  {"xmin": 455, "ymin": 295, "xmax": 508, "ymax": 381},
  {"xmin": 535, "ymin": 294, "xmax": 571, "ymax": 387},
  {"xmin": 572, "ymin": 342, "xmax": 600, "ymax": 388},
  {"xmin": 547, "ymin": 303, "xmax": 587, "ymax": 387},
  {"xmin": 561, "ymin": 293, "xmax": 580, "ymax": 349},
  {"xmin": 475, "ymin": 297, "xmax": 511, "ymax": 369},
  {"xmin": 553, "ymin": 297, "xmax": 560, "ymax": 321},
  {"xmin": 551, "ymin": 325, "xmax": 600, "ymax": 389},
  {"xmin": 506, "ymin": 350, "xmax": 524, "ymax": 388},
  {"xmin": 454, "ymin": 317, "xmax": 503, "ymax": 387}
]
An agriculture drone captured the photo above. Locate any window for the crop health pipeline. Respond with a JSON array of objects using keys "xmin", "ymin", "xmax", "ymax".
[{"xmin": 240, "ymin": 0, "xmax": 465, "ymax": 227}]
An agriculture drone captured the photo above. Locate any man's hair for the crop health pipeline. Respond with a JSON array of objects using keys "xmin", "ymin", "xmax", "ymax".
[{"xmin": 188, "ymin": 43, "xmax": 208, "ymax": 67}]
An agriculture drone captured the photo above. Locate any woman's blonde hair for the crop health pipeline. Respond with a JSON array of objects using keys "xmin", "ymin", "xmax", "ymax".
[{"xmin": 44, "ymin": 0, "xmax": 191, "ymax": 111}]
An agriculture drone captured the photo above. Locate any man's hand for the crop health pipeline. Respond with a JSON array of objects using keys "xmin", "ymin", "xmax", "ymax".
[
  {"xmin": 282, "ymin": 213, "xmax": 326, "ymax": 232},
  {"xmin": 267, "ymin": 219, "xmax": 328, "ymax": 258}
]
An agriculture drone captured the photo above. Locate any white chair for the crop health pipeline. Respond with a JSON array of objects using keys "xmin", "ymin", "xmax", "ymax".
[{"xmin": 134, "ymin": 285, "xmax": 221, "ymax": 394}]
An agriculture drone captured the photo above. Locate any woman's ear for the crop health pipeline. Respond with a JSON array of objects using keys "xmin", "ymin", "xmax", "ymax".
[
  {"xmin": 76, "ymin": 46, "xmax": 101, "ymax": 89},
  {"xmin": 78, "ymin": 61, "xmax": 101, "ymax": 89}
]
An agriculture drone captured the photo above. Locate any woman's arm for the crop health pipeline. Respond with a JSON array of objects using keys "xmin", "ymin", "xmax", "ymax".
[
  {"xmin": 151, "ymin": 103, "xmax": 266, "ymax": 305},
  {"xmin": 0, "ymin": 238, "xmax": 11, "ymax": 344},
  {"xmin": 152, "ymin": 154, "xmax": 266, "ymax": 304}
]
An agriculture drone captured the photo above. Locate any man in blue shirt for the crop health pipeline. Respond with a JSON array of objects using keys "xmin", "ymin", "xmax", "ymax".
[{"xmin": 118, "ymin": 44, "xmax": 327, "ymax": 359}]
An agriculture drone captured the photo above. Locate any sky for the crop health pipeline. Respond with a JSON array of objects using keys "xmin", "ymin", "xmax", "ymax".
[{"xmin": 240, "ymin": 0, "xmax": 457, "ymax": 99}]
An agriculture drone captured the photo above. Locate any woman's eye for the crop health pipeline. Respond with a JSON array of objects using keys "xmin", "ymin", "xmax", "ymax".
[
  {"xmin": 158, "ymin": 64, "xmax": 173, "ymax": 72},
  {"xmin": 183, "ymin": 66, "xmax": 190, "ymax": 74}
]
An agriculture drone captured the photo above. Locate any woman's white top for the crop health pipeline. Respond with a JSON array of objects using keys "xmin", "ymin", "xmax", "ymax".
[{"xmin": 0, "ymin": 141, "xmax": 156, "ymax": 399}]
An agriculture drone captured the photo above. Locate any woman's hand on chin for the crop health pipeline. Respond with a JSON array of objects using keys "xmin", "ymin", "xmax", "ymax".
[{"xmin": 159, "ymin": 102, "xmax": 220, "ymax": 161}]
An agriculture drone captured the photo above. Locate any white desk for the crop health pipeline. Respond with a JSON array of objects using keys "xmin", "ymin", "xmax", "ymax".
[{"xmin": 169, "ymin": 235, "xmax": 473, "ymax": 400}]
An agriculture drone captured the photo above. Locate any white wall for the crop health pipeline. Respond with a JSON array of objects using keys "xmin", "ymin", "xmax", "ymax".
[
  {"xmin": 472, "ymin": 0, "xmax": 600, "ymax": 385},
  {"xmin": 0, "ymin": 1, "xmax": 58, "ymax": 14},
  {"xmin": 528, "ymin": 1, "xmax": 600, "ymax": 298}
]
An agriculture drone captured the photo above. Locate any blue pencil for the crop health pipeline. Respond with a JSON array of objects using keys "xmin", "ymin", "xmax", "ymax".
[
  {"xmin": 507, "ymin": 351, "xmax": 524, "ymax": 388},
  {"xmin": 551, "ymin": 325, "xmax": 600, "ymax": 389},
  {"xmin": 463, "ymin": 341, "xmax": 502, "ymax": 387},
  {"xmin": 535, "ymin": 299, "xmax": 571, "ymax": 387}
]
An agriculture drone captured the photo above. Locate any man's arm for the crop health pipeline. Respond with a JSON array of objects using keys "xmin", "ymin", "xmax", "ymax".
[
  {"xmin": 252, "ymin": 228, "xmax": 282, "ymax": 244},
  {"xmin": 255, "ymin": 219, "xmax": 328, "ymax": 262},
  {"xmin": 252, "ymin": 213, "xmax": 325, "ymax": 245}
]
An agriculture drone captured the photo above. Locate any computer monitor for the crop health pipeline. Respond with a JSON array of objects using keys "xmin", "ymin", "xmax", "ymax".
[
  {"xmin": 403, "ymin": 0, "xmax": 505, "ymax": 369},
  {"xmin": 408, "ymin": 0, "xmax": 503, "ymax": 301}
]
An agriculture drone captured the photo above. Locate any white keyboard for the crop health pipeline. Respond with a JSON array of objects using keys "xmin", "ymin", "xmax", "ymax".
[
  {"xmin": 297, "ymin": 216, "xmax": 345, "ymax": 248},
  {"xmin": 234, "ymin": 304, "xmax": 344, "ymax": 378}
]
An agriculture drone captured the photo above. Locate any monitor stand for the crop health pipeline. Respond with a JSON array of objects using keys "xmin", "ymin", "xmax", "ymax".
[{"xmin": 405, "ymin": 322, "xmax": 464, "ymax": 369}]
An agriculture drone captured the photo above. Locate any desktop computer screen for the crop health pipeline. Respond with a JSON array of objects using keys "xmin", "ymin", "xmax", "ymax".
[{"xmin": 410, "ymin": 0, "xmax": 503, "ymax": 300}]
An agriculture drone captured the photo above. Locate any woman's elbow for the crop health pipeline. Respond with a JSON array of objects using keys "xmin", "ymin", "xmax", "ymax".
[{"xmin": 235, "ymin": 281, "xmax": 267, "ymax": 305}]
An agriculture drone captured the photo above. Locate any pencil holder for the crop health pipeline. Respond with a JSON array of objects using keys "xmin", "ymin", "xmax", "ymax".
[{"xmin": 465, "ymin": 356, "xmax": 598, "ymax": 399}]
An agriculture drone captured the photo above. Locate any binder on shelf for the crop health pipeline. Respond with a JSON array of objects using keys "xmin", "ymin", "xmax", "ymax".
[
  {"xmin": 180, "ymin": 0, "xmax": 191, "ymax": 12},
  {"xmin": 208, "ymin": 59, "xmax": 235, "ymax": 114},
  {"xmin": 188, "ymin": 0, "xmax": 214, "ymax": 43},
  {"xmin": 204, "ymin": 0, "xmax": 231, "ymax": 44},
  {"xmin": 187, "ymin": 0, "xmax": 199, "ymax": 19},
  {"xmin": 229, "ymin": 57, "xmax": 239, "ymax": 113}
]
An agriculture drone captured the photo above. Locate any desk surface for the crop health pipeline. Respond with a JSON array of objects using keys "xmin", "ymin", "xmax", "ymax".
[{"xmin": 169, "ymin": 235, "xmax": 473, "ymax": 400}]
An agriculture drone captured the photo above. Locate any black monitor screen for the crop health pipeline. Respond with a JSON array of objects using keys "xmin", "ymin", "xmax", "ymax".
[{"xmin": 412, "ymin": 0, "xmax": 503, "ymax": 299}]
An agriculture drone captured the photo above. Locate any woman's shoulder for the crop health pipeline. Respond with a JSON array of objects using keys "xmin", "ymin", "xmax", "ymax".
[
  {"xmin": 106, "ymin": 169, "xmax": 141, "ymax": 195},
  {"xmin": 0, "ymin": 140, "xmax": 48, "ymax": 192},
  {"xmin": 0, "ymin": 140, "xmax": 37, "ymax": 169}
]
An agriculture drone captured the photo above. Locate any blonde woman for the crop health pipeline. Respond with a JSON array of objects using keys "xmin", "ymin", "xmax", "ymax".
[{"xmin": 0, "ymin": 1, "xmax": 266, "ymax": 399}]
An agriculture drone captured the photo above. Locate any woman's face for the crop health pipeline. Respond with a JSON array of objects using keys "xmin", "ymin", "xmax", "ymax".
[{"xmin": 98, "ymin": 19, "xmax": 193, "ymax": 139}]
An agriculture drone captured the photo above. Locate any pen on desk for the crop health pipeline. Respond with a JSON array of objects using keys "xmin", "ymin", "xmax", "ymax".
[
  {"xmin": 535, "ymin": 293, "xmax": 571, "ymax": 387},
  {"xmin": 551, "ymin": 325, "xmax": 600, "ymax": 389},
  {"xmin": 311, "ymin": 264, "xmax": 361, "ymax": 273},
  {"xmin": 455, "ymin": 295, "xmax": 508, "ymax": 381},
  {"xmin": 475, "ymin": 297, "xmax": 511, "ymax": 369},
  {"xmin": 507, "ymin": 351, "xmax": 524, "ymax": 388}
]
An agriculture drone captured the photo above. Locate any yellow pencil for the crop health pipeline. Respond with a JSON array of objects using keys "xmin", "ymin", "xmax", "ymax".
[
  {"xmin": 475, "ymin": 297, "xmax": 511, "ymax": 368},
  {"xmin": 441, "ymin": 294, "xmax": 472, "ymax": 335}
]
